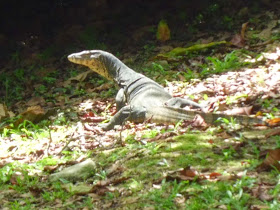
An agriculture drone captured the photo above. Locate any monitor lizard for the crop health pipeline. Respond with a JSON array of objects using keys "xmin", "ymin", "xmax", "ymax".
[{"xmin": 68, "ymin": 50, "xmax": 264, "ymax": 130}]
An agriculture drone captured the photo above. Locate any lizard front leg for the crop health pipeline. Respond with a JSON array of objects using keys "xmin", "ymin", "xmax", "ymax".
[
  {"xmin": 115, "ymin": 88, "xmax": 126, "ymax": 111},
  {"xmin": 101, "ymin": 105, "xmax": 147, "ymax": 130}
]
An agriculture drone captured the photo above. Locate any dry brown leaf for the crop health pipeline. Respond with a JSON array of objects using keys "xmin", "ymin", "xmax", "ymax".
[
  {"xmin": 231, "ymin": 34, "xmax": 245, "ymax": 48},
  {"xmin": 63, "ymin": 70, "xmax": 93, "ymax": 86},
  {"xmin": 252, "ymin": 185, "xmax": 274, "ymax": 201},
  {"xmin": 180, "ymin": 167, "xmax": 198, "ymax": 177},
  {"xmin": 223, "ymin": 106, "xmax": 252, "ymax": 115},
  {"xmin": 209, "ymin": 172, "xmax": 222, "ymax": 179},
  {"xmin": 256, "ymin": 111, "xmax": 263, "ymax": 117},
  {"xmin": 44, "ymin": 165, "xmax": 59, "ymax": 172},
  {"xmin": 177, "ymin": 74, "xmax": 186, "ymax": 81},
  {"xmin": 165, "ymin": 167, "xmax": 202, "ymax": 182},
  {"xmin": 29, "ymin": 187, "xmax": 44, "ymax": 197},
  {"xmin": 266, "ymin": 118, "xmax": 280, "ymax": 126},
  {"xmin": 88, "ymin": 177, "xmax": 130, "ymax": 195},
  {"xmin": 0, "ymin": 104, "xmax": 9, "ymax": 120},
  {"xmin": 148, "ymin": 132, "xmax": 177, "ymax": 142},
  {"xmin": 230, "ymin": 22, "xmax": 248, "ymax": 47},
  {"xmin": 208, "ymin": 139, "xmax": 214, "ymax": 144},
  {"xmin": 92, "ymin": 83, "xmax": 113, "ymax": 92},
  {"xmin": 156, "ymin": 20, "xmax": 170, "ymax": 42},
  {"xmin": 240, "ymin": 22, "xmax": 249, "ymax": 39},
  {"xmin": 216, "ymin": 131, "xmax": 232, "ymax": 139},
  {"xmin": 80, "ymin": 111, "xmax": 106, "ymax": 123},
  {"xmin": 265, "ymin": 128, "xmax": 280, "ymax": 138},
  {"xmin": 26, "ymin": 96, "xmax": 45, "ymax": 106},
  {"xmin": 258, "ymin": 148, "xmax": 280, "ymax": 172},
  {"xmin": 14, "ymin": 106, "xmax": 45, "ymax": 127},
  {"xmin": 258, "ymin": 20, "xmax": 278, "ymax": 40},
  {"xmin": 190, "ymin": 115, "xmax": 208, "ymax": 128}
]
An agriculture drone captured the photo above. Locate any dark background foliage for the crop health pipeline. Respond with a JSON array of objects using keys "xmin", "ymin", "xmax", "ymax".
[{"xmin": 0, "ymin": 0, "xmax": 271, "ymax": 63}]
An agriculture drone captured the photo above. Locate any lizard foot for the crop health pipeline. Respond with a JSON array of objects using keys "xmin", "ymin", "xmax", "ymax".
[{"xmin": 100, "ymin": 123, "xmax": 112, "ymax": 131}]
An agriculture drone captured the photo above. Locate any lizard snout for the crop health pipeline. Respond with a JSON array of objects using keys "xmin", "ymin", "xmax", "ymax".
[{"xmin": 68, "ymin": 53, "xmax": 84, "ymax": 65}]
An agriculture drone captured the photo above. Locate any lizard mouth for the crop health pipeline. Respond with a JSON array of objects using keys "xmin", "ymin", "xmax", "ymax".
[
  {"xmin": 68, "ymin": 51, "xmax": 99, "ymax": 67},
  {"xmin": 68, "ymin": 53, "xmax": 91, "ymax": 67}
]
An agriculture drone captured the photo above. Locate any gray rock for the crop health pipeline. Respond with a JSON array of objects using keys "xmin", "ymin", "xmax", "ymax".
[{"xmin": 49, "ymin": 159, "xmax": 96, "ymax": 182}]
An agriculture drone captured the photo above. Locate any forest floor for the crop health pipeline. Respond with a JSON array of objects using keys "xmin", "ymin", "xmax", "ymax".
[{"xmin": 1, "ymin": 4, "xmax": 280, "ymax": 210}]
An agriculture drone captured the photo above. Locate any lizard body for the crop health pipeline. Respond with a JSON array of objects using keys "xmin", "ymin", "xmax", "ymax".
[{"xmin": 68, "ymin": 50, "xmax": 263, "ymax": 130}]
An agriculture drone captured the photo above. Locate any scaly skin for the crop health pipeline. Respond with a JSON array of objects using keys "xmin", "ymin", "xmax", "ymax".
[{"xmin": 68, "ymin": 50, "xmax": 264, "ymax": 130}]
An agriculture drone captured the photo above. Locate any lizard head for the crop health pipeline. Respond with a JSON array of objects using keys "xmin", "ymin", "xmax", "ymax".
[{"xmin": 68, "ymin": 50, "xmax": 113, "ymax": 80}]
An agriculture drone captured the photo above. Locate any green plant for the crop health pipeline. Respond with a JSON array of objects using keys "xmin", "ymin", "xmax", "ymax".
[
  {"xmin": 248, "ymin": 141, "xmax": 260, "ymax": 158},
  {"xmin": 89, "ymin": 77, "xmax": 107, "ymax": 86},
  {"xmin": 35, "ymin": 84, "xmax": 47, "ymax": 95},
  {"xmin": 174, "ymin": 120, "xmax": 183, "ymax": 131},
  {"xmin": 143, "ymin": 44, "xmax": 156, "ymax": 53},
  {"xmin": 274, "ymin": 136, "xmax": 280, "ymax": 148},
  {"xmin": 105, "ymin": 192, "xmax": 115, "ymax": 200},
  {"xmin": 11, "ymin": 51, "xmax": 20, "ymax": 64},
  {"xmin": 207, "ymin": 3, "xmax": 219, "ymax": 13},
  {"xmin": 146, "ymin": 180, "xmax": 188, "ymax": 209},
  {"xmin": 79, "ymin": 27, "xmax": 107, "ymax": 50},
  {"xmin": 187, "ymin": 175, "xmax": 255, "ymax": 209},
  {"xmin": 0, "ymin": 71, "xmax": 25, "ymax": 104},
  {"xmin": 128, "ymin": 179, "xmax": 144, "ymax": 192},
  {"xmin": 74, "ymin": 88, "xmax": 86, "ymax": 96},
  {"xmin": 222, "ymin": 146, "xmax": 236, "ymax": 160},
  {"xmin": 178, "ymin": 68, "xmax": 195, "ymax": 81},
  {"xmin": 267, "ymin": 200, "xmax": 280, "ymax": 210},
  {"xmin": 0, "ymin": 163, "xmax": 16, "ymax": 184},
  {"xmin": 14, "ymin": 68, "xmax": 25, "ymax": 80},
  {"xmin": 10, "ymin": 200, "xmax": 33, "ymax": 210},
  {"xmin": 53, "ymin": 112, "xmax": 68, "ymax": 125},
  {"xmin": 42, "ymin": 182, "xmax": 72, "ymax": 202},
  {"xmin": 37, "ymin": 46, "xmax": 56, "ymax": 61},
  {"xmin": 226, "ymin": 94, "xmax": 248, "ymax": 104},
  {"xmin": 201, "ymin": 51, "xmax": 243, "ymax": 77},
  {"xmin": 264, "ymin": 112, "xmax": 275, "ymax": 119},
  {"xmin": 43, "ymin": 76, "xmax": 56, "ymax": 84},
  {"xmin": 262, "ymin": 99, "xmax": 273, "ymax": 108},
  {"xmin": 82, "ymin": 197, "xmax": 95, "ymax": 209},
  {"xmin": 1, "ymin": 119, "xmax": 46, "ymax": 140},
  {"xmin": 96, "ymin": 170, "xmax": 107, "ymax": 180},
  {"xmin": 145, "ymin": 142, "xmax": 162, "ymax": 155},
  {"xmin": 142, "ymin": 129, "xmax": 159, "ymax": 139},
  {"xmin": 216, "ymin": 117, "xmax": 238, "ymax": 129},
  {"xmin": 222, "ymin": 16, "xmax": 233, "ymax": 29},
  {"xmin": 100, "ymin": 88, "xmax": 117, "ymax": 98},
  {"xmin": 143, "ymin": 62, "xmax": 167, "ymax": 77},
  {"xmin": 36, "ymin": 157, "xmax": 59, "ymax": 169},
  {"xmin": 68, "ymin": 68, "xmax": 79, "ymax": 78}
]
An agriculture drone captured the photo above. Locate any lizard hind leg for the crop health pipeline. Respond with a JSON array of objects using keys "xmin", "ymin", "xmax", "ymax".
[{"xmin": 165, "ymin": 97, "xmax": 205, "ymax": 111}]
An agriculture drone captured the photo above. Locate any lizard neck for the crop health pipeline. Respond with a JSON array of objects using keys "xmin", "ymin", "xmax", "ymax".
[{"xmin": 101, "ymin": 52, "xmax": 144, "ymax": 87}]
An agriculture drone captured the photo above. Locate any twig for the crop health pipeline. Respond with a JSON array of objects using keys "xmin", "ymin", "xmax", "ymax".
[
  {"xmin": 46, "ymin": 125, "xmax": 52, "ymax": 156},
  {"xmin": 57, "ymin": 134, "xmax": 94, "ymax": 155}
]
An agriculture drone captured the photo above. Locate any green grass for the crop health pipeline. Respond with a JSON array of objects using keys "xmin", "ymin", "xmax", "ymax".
[
  {"xmin": 201, "ymin": 51, "xmax": 244, "ymax": 77},
  {"xmin": 1, "ymin": 123, "xmax": 280, "ymax": 209}
]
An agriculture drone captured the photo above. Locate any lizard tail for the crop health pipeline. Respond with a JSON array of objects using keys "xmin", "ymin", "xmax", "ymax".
[{"xmin": 146, "ymin": 106, "xmax": 264, "ymax": 126}]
